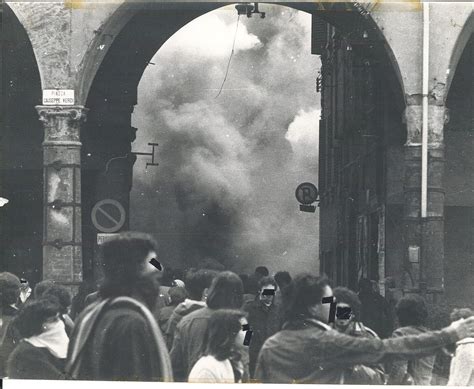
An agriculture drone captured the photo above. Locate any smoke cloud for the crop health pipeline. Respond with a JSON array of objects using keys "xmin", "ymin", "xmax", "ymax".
[{"xmin": 131, "ymin": 4, "xmax": 321, "ymax": 275}]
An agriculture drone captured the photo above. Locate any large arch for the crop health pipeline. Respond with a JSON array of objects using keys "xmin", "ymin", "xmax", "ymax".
[
  {"xmin": 1, "ymin": 4, "xmax": 43, "ymax": 283},
  {"xmin": 77, "ymin": 2, "xmax": 406, "ymax": 108},
  {"xmin": 78, "ymin": 2, "xmax": 406, "ymax": 278}
]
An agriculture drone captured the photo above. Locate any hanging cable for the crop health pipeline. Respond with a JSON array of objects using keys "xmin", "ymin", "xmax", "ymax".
[{"xmin": 215, "ymin": 14, "xmax": 240, "ymax": 98}]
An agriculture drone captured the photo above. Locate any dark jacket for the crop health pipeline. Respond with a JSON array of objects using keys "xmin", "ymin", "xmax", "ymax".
[
  {"xmin": 243, "ymin": 297, "xmax": 282, "ymax": 377},
  {"xmin": 359, "ymin": 291, "xmax": 393, "ymax": 338},
  {"xmin": 170, "ymin": 306, "xmax": 213, "ymax": 381},
  {"xmin": 255, "ymin": 317, "xmax": 458, "ymax": 384},
  {"xmin": 165, "ymin": 299, "xmax": 206, "ymax": 350},
  {"xmin": 0, "ymin": 306, "xmax": 20, "ymax": 378},
  {"xmin": 387, "ymin": 325, "xmax": 436, "ymax": 385},
  {"xmin": 67, "ymin": 297, "xmax": 172, "ymax": 381},
  {"xmin": 7, "ymin": 341, "xmax": 66, "ymax": 379}
]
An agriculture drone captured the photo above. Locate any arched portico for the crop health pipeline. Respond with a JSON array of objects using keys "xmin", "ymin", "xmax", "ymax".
[{"xmin": 4, "ymin": 1, "xmax": 471, "ymax": 296}]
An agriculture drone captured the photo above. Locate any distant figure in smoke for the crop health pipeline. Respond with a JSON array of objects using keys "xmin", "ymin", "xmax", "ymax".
[
  {"xmin": 0, "ymin": 272, "xmax": 21, "ymax": 377},
  {"xmin": 254, "ymin": 266, "xmax": 269, "ymax": 281},
  {"xmin": 332, "ymin": 287, "xmax": 385, "ymax": 384},
  {"xmin": 254, "ymin": 273, "xmax": 474, "ymax": 384},
  {"xmin": 7, "ymin": 298, "xmax": 68, "ymax": 379},
  {"xmin": 18, "ymin": 279, "xmax": 32, "ymax": 307},
  {"xmin": 66, "ymin": 232, "xmax": 172, "ymax": 381},
  {"xmin": 358, "ymin": 278, "xmax": 392, "ymax": 338},
  {"xmin": 448, "ymin": 308, "xmax": 474, "ymax": 386},
  {"xmin": 170, "ymin": 271, "xmax": 245, "ymax": 382},
  {"xmin": 387, "ymin": 295, "xmax": 436, "ymax": 385},
  {"xmin": 165, "ymin": 269, "xmax": 217, "ymax": 349},
  {"xmin": 157, "ymin": 286, "xmax": 187, "ymax": 335},
  {"xmin": 188, "ymin": 310, "xmax": 247, "ymax": 383},
  {"xmin": 243, "ymin": 276, "xmax": 281, "ymax": 378},
  {"xmin": 240, "ymin": 274, "xmax": 258, "ymax": 304},
  {"xmin": 273, "ymin": 271, "xmax": 292, "ymax": 308}
]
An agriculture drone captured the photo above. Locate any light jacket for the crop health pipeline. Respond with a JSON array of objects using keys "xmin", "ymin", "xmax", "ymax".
[{"xmin": 255, "ymin": 317, "xmax": 458, "ymax": 384}]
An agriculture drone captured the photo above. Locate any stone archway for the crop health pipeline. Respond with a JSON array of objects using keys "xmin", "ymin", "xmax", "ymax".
[{"xmin": 79, "ymin": 2, "xmax": 407, "ymax": 280}]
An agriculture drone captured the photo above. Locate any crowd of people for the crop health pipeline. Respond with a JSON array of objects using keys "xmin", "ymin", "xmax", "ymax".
[{"xmin": 0, "ymin": 231, "xmax": 473, "ymax": 384}]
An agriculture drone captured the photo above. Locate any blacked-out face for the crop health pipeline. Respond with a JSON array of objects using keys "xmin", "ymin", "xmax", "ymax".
[
  {"xmin": 259, "ymin": 284, "xmax": 276, "ymax": 307},
  {"xmin": 334, "ymin": 302, "xmax": 353, "ymax": 332}
]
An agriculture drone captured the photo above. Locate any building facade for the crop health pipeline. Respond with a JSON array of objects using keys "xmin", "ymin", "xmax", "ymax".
[{"xmin": 1, "ymin": 1, "xmax": 473, "ymax": 308}]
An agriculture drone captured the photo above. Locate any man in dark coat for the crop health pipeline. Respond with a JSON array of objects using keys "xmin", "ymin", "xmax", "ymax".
[
  {"xmin": 66, "ymin": 232, "xmax": 172, "ymax": 381},
  {"xmin": 255, "ymin": 274, "xmax": 474, "ymax": 384},
  {"xmin": 243, "ymin": 276, "xmax": 281, "ymax": 378},
  {"xmin": 170, "ymin": 271, "xmax": 244, "ymax": 381},
  {"xmin": 358, "ymin": 278, "xmax": 393, "ymax": 338}
]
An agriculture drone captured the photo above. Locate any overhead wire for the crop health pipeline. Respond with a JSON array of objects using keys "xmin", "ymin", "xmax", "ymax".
[{"xmin": 215, "ymin": 14, "xmax": 241, "ymax": 98}]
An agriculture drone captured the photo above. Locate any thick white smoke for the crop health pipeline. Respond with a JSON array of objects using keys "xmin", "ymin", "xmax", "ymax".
[{"xmin": 131, "ymin": 4, "xmax": 320, "ymax": 275}]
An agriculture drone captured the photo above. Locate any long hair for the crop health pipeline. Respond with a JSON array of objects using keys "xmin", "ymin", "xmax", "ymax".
[
  {"xmin": 282, "ymin": 273, "xmax": 329, "ymax": 324},
  {"xmin": 202, "ymin": 309, "xmax": 245, "ymax": 361},
  {"xmin": 99, "ymin": 232, "xmax": 157, "ymax": 298},
  {"xmin": 206, "ymin": 271, "xmax": 243, "ymax": 310}
]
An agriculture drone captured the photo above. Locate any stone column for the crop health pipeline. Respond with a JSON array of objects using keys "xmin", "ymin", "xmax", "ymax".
[
  {"xmin": 36, "ymin": 105, "xmax": 88, "ymax": 290},
  {"xmin": 403, "ymin": 103, "xmax": 448, "ymax": 301}
]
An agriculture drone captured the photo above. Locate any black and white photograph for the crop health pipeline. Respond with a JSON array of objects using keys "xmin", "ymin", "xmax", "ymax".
[{"xmin": 1, "ymin": 0, "xmax": 473, "ymax": 386}]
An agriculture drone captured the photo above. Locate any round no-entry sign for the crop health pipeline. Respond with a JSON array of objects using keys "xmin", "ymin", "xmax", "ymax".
[
  {"xmin": 295, "ymin": 182, "xmax": 319, "ymax": 205},
  {"xmin": 91, "ymin": 199, "xmax": 126, "ymax": 233}
]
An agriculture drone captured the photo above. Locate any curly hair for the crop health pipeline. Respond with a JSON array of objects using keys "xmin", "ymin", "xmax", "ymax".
[
  {"xmin": 34, "ymin": 280, "xmax": 55, "ymax": 299},
  {"xmin": 333, "ymin": 286, "xmax": 361, "ymax": 320},
  {"xmin": 42, "ymin": 284, "xmax": 72, "ymax": 314},
  {"xmin": 13, "ymin": 298, "xmax": 61, "ymax": 338},
  {"xmin": 202, "ymin": 309, "xmax": 246, "ymax": 361},
  {"xmin": 0, "ymin": 272, "xmax": 21, "ymax": 307},
  {"xmin": 450, "ymin": 308, "xmax": 474, "ymax": 322},
  {"xmin": 396, "ymin": 295, "xmax": 429, "ymax": 327}
]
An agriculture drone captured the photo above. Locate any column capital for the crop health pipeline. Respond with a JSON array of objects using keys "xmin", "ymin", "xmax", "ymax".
[
  {"xmin": 403, "ymin": 104, "xmax": 449, "ymax": 148},
  {"xmin": 36, "ymin": 105, "xmax": 88, "ymax": 146}
]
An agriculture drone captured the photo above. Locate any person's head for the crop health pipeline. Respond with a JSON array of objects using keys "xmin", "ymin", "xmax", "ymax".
[
  {"xmin": 274, "ymin": 271, "xmax": 292, "ymax": 290},
  {"xmin": 206, "ymin": 271, "xmax": 244, "ymax": 310},
  {"xmin": 0, "ymin": 272, "xmax": 21, "ymax": 308},
  {"xmin": 258, "ymin": 276, "xmax": 277, "ymax": 307},
  {"xmin": 168, "ymin": 286, "xmax": 187, "ymax": 306},
  {"xmin": 254, "ymin": 266, "xmax": 269, "ymax": 280},
  {"xmin": 238, "ymin": 274, "xmax": 250, "ymax": 293},
  {"xmin": 283, "ymin": 273, "xmax": 332, "ymax": 323},
  {"xmin": 42, "ymin": 284, "xmax": 72, "ymax": 315},
  {"xmin": 332, "ymin": 287, "xmax": 360, "ymax": 332},
  {"xmin": 203, "ymin": 309, "xmax": 247, "ymax": 361},
  {"xmin": 34, "ymin": 280, "xmax": 56, "ymax": 299},
  {"xmin": 450, "ymin": 308, "xmax": 474, "ymax": 322},
  {"xmin": 99, "ymin": 231, "xmax": 161, "ymax": 309},
  {"xmin": 396, "ymin": 295, "xmax": 429, "ymax": 327},
  {"xmin": 185, "ymin": 269, "xmax": 217, "ymax": 301},
  {"xmin": 358, "ymin": 278, "xmax": 373, "ymax": 296},
  {"xmin": 13, "ymin": 298, "xmax": 61, "ymax": 338}
]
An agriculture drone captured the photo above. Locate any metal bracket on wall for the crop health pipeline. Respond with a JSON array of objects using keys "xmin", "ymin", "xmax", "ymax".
[{"xmin": 43, "ymin": 239, "xmax": 82, "ymax": 249}]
